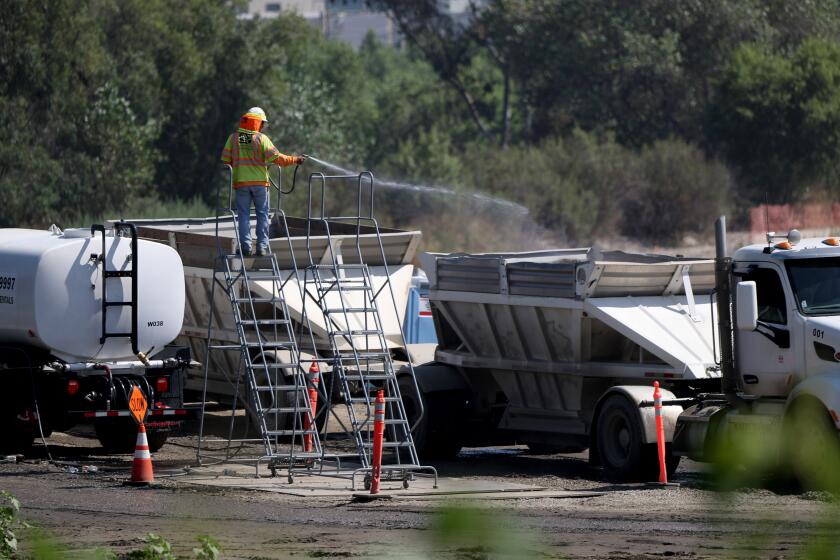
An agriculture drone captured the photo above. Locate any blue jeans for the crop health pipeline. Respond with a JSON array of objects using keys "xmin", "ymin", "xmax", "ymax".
[{"xmin": 235, "ymin": 186, "xmax": 269, "ymax": 251}]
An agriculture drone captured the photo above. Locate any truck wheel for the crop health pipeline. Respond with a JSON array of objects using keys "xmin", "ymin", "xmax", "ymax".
[
  {"xmin": 596, "ymin": 395, "xmax": 660, "ymax": 481},
  {"xmin": 783, "ymin": 397, "xmax": 840, "ymax": 490},
  {"xmin": 398, "ymin": 376, "xmax": 463, "ymax": 459},
  {"xmin": 95, "ymin": 419, "xmax": 168, "ymax": 453},
  {"xmin": 0, "ymin": 409, "xmax": 35, "ymax": 455}
]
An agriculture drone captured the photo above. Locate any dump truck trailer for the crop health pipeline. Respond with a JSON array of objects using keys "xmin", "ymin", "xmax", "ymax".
[
  {"xmin": 122, "ymin": 214, "xmax": 419, "ymax": 401},
  {"xmin": 408, "ymin": 218, "xmax": 840, "ymax": 481}
]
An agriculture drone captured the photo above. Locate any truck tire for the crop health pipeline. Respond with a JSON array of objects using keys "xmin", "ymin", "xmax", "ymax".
[
  {"xmin": 596, "ymin": 394, "xmax": 679, "ymax": 481},
  {"xmin": 95, "ymin": 419, "xmax": 168, "ymax": 453},
  {"xmin": 0, "ymin": 409, "xmax": 35, "ymax": 455},
  {"xmin": 782, "ymin": 397, "xmax": 840, "ymax": 490},
  {"xmin": 398, "ymin": 375, "xmax": 463, "ymax": 459}
]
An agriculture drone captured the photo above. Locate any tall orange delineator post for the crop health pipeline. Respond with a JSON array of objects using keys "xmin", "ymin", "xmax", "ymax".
[
  {"xmin": 303, "ymin": 362, "xmax": 320, "ymax": 453},
  {"xmin": 129, "ymin": 423, "xmax": 155, "ymax": 485},
  {"xmin": 370, "ymin": 390, "xmax": 385, "ymax": 495},
  {"xmin": 653, "ymin": 381, "xmax": 667, "ymax": 484}
]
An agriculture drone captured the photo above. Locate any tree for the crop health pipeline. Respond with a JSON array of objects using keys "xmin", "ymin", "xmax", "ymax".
[{"xmin": 708, "ymin": 39, "xmax": 840, "ymax": 203}]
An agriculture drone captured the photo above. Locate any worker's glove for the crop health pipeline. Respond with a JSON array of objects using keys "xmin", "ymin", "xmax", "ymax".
[{"xmin": 295, "ymin": 155, "xmax": 306, "ymax": 165}]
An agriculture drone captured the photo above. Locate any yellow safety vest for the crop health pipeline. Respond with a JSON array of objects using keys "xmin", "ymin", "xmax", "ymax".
[{"xmin": 220, "ymin": 129, "xmax": 282, "ymax": 188}]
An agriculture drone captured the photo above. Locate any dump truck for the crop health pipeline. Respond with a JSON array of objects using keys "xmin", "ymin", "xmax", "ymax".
[
  {"xmin": 0, "ymin": 223, "xmax": 191, "ymax": 454},
  {"xmin": 405, "ymin": 217, "xmax": 840, "ymax": 481}
]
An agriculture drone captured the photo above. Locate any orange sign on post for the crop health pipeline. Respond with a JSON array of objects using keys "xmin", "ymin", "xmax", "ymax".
[{"xmin": 128, "ymin": 386, "xmax": 148, "ymax": 425}]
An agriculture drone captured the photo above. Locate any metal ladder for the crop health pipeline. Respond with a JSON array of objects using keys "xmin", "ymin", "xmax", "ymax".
[
  {"xmin": 91, "ymin": 221, "xmax": 139, "ymax": 355},
  {"xmin": 301, "ymin": 171, "xmax": 436, "ymax": 487},
  {"xmin": 198, "ymin": 166, "xmax": 321, "ymax": 476}
]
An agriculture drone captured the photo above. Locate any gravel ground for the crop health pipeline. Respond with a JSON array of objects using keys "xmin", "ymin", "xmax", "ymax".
[{"xmin": 1, "ymin": 425, "xmax": 837, "ymax": 559}]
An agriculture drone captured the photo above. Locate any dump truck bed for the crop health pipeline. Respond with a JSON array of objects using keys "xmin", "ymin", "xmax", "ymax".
[
  {"xmin": 120, "ymin": 215, "xmax": 421, "ymax": 398},
  {"xmin": 420, "ymin": 248, "xmax": 719, "ymax": 381}
]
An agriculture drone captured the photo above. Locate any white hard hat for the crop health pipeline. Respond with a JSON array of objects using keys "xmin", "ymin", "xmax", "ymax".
[{"xmin": 242, "ymin": 106, "xmax": 268, "ymax": 122}]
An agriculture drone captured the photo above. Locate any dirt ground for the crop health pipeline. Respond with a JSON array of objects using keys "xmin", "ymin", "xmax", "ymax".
[{"xmin": 1, "ymin": 420, "xmax": 837, "ymax": 560}]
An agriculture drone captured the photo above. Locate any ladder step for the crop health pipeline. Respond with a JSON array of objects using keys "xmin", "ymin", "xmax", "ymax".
[
  {"xmin": 104, "ymin": 302, "xmax": 132, "ymax": 307},
  {"xmin": 226, "ymin": 254, "xmax": 274, "ymax": 260},
  {"xmin": 318, "ymin": 286, "xmax": 371, "ymax": 292},
  {"xmin": 335, "ymin": 353, "xmax": 390, "ymax": 361},
  {"xmin": 250, "ymin": 362, "xmax": 298, "ymax": 369},
  {"xmin": 353, "ymin": 419, "xmax": 410, "ymax": 426},
  {"xmin": 234, "ymin": 297, "xmax": 282, "ymax": 304},
  {"xmin": 331, "ymin": 329, "xmax": 381, "ymax": 336},
  {"xmin": 240, "ymin": 319, "xmax": 290, "ymax": 326},
  {"xmin": 312, "ymin": 264, "xmax": 368, "ymax": 270},
  {"xmin": 253, "ymin": 385, "xmax": 305, "ymax": 392},
  {"xmin": 208, "ymin": 344, "xmax": 242, "ymax": 350},
  {"xmin": 264, "ymin": 406, "xmax": 314, "ymax": 413},
  {"xmin": 264, "ymin": 429, "xmax": 319, "ymax": 437},
  {"xmin": 340, "ymin": 373, "xmax": 391, "ymax": 381},
  {"xmin": 235, "ymin": 272, "xmax": 281, "ymax": 280},
  {"xmin": 265, "ymin": 451, "xmax": 322, "ymax": 459},
  {"xmin": 348, "ymin": 396, "xmax": 403, "ymax": 403},
  {"xmin": 244, "ymin": 341, "xmax": 295, "ymax": 349},
  {"xmin": 324, "ymin": 307, "xmax": 376, "ymax": 314},
  {"xmin": 362, "ymin": 441, "xmax": 412, "ymax": 448}
]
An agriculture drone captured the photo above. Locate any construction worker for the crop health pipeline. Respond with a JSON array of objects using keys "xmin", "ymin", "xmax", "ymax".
[{"xmin": 220, "ymin": 107, "xmax": 304, "ymax": 257}]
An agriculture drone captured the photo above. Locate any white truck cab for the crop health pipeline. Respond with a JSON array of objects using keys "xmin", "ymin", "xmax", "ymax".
[{"xmin": 732, "ymin": 232, "xmax": 840, "ymax": 425}]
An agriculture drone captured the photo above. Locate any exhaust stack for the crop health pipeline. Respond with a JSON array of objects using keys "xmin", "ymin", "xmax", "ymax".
[{"xmin": 714, "ymin": 216, "xmax": 738, "ymax": 396}]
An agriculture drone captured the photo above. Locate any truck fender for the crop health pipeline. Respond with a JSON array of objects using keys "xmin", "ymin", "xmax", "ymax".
[
  {"xmin": 593, "ymin": 385, "xmax": 684, "ymax": 445},
  {"xmin": 786, "ymin": 374, "xmax": 840, "ymax": 429},
  {"xmin": 397, "ymin": 362, "xmax": 468, "ymax": 394}
]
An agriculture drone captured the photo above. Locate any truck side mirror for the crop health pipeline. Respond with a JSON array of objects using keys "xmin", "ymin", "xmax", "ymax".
[{"xmin": 736, "ymin": 281, "xmax": 758, "ymax": 331}]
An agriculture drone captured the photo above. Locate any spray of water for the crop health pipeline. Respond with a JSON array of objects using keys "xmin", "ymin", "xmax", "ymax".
[{"xmin": 304, "ymin": 155, "xmax": 530, "ymax": 215}]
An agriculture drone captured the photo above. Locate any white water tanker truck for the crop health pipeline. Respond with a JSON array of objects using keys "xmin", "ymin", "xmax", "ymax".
[
  {"xmin": 0, "ymin": 223, "xmax": 191, "ymax": 453},
  {"xmin": 404, "ymin": 217, "xmax": 840, "ymax": 481}
]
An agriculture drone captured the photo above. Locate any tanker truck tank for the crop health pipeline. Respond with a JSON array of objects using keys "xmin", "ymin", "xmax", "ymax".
[{"xmin": 0, "ymin": 225, "xmax": 185, "ymax": 363}]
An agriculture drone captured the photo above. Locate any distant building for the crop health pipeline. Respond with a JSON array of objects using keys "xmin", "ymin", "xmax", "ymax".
[
  {"xmin": 249, "ymin": 0, "xmax": 325, "ymax": 19},
  {"xmin": 247, "ymin": 0, "xmax": 478, "ymax": 48}
]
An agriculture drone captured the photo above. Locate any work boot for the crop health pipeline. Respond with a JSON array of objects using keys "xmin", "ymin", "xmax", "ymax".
[
  {"xmin": 240, "ymin": 246, "xmax": 252, "ymax": 257},
  {"xmin": 255, "ymin": 246, "xmax": 267, "ymax": 257}
]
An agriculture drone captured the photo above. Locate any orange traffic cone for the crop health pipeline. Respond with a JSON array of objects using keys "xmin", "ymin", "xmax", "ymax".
[{"xmin": 128, "ymin": 423, "xmax": 154, "ymax": 485}]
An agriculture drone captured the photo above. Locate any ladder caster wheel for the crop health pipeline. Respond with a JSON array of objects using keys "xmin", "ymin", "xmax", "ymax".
[
  {"xmin": 270, "ymin": 467, "xmax": 278, "ymax": 477},
  {"xmin": 403, "ymin": 479, "xmax": 410, "ymax": 489},
  {"xmin": 363, "ymin": 475, "xmax": 371, "ymax": 490},
  {"xmin": 288, "ymin": 475, "xmax": 294, "ymax": 484}
]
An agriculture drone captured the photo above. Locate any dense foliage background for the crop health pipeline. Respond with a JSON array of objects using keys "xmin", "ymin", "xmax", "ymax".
[{"xmin": 3, "ymin": 0, "xmax": 840, "ymax": 250}]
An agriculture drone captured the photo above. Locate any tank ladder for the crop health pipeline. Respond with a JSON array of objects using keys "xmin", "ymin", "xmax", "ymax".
[
  {"xmin": 197, "ymin": 166, "xmax": 321, "ymax": 478},
  {"xmin": 91, "ymin": 221, "xmax": 139, "ymax": 355},
  {"xmin": 302, "ymin": 171, "xmax": 437, "ymax": 489}
]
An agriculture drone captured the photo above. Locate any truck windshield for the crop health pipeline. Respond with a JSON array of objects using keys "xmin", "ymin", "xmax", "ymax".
[{"xmin": 787, "ymin": 258, "xmax": 840, "ymax": 315}]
